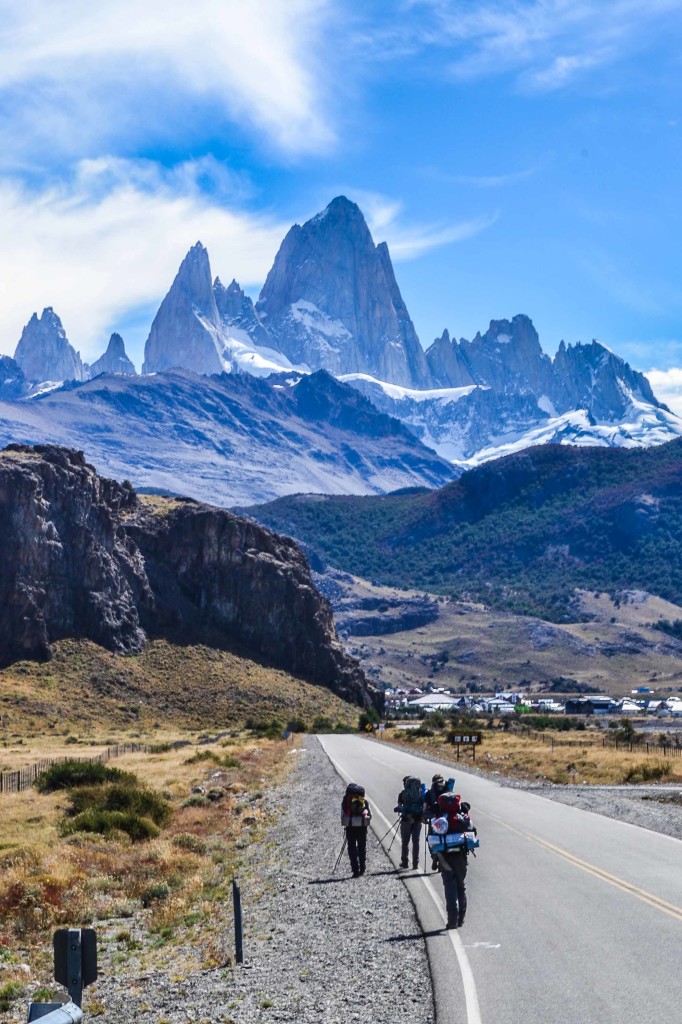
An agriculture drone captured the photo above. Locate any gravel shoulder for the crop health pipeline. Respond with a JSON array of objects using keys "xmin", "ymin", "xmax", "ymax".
[{"xmin": 90, "ymin": 736, "xmax": 433, "ymax": 1024}]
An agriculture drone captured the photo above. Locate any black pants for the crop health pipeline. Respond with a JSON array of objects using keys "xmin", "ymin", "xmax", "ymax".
[
  {"xmin": 346, "ymin": 826, "xmax": 367, "ymax": 875},
  {"xmin": 400, "ymin": 818, "xmax": 422, "ymax": 867},
  {"xmin": 438, "ymin": 850, "xmax": 468, "ymax": 924}
]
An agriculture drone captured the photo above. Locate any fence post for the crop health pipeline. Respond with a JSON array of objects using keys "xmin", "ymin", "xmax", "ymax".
[{"xmin": 232, "ymin": 877, "xmax": 244, "ymax": 965}]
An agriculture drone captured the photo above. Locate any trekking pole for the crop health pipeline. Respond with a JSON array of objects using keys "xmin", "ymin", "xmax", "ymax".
[
  {"xmin": 387, "ymin": 823, "xmax": 400, "ymax": 854},
  {"xmin": 376, "ymin": 818, "xmax": 400, "ymax": 845},
  {"xmin": 333, "ymin": 835, "xmax": 348, "ymax": 874}
]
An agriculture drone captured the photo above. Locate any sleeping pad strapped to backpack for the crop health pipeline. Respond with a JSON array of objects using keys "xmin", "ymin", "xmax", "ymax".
[{"xmin": 341, "ymin": 783, "xmax": 370, "ymax": 827}]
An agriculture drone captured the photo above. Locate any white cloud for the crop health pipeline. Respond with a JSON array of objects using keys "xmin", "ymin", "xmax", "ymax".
[
  {"xmin": 0, "ymin": 159, "xmax": 289, "ymax": 363},
  {"xmin": 646, "ymin": 368, "xmax": 682, "ymax": 416},
  {"xmin": 404, "ymin": 0, "xmax": 682, "ymax": 91},
  {"xmin": 0, "ymin": 0, "xmax": 337, "ymax": 160}
]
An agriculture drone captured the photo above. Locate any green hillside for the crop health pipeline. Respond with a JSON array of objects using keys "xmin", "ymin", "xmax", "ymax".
[{"xmin": 243, "ymin": 440, "xmax": 682, "ymax": 621}]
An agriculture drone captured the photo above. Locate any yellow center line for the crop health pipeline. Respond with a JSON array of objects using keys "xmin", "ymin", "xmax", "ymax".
[{"xmin": 482, "ymin": 810, "xmax": 682, "ymax": 924}]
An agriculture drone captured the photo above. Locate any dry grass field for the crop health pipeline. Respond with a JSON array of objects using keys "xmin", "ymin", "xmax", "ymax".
[
  {"xmin": 385, "ymin": 724, "xmax": 682, "ymax": 785},
  {"xmin": 0, "ymin": 638, "xmax": 358, "ymax": 738},
  {"xmin": 341, "ymin": 579, "xmax": 682, "ymax": 698},
  {"xmin": 0, "ymin": 735, "xmax": 297, "ymax": 1019}
]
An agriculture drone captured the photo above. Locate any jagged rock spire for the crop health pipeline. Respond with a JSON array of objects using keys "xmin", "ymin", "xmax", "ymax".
[{"xmin": 14, "ymin": 308, "xmax": 86, "ymax": 383}]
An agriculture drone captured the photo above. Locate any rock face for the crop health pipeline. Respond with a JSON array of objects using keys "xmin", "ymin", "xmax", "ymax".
[
  {"xmin": 0, "ymin": 356, "xmax": 27, "ymax": 400},
  {"xmin": 89, "ymin": 333, "xmax": 137, "ymax": 377},
  {"xmin": 257, "ymin": 196, "xmax": 431, "ymax": 387},
  {"xmin": 143, "ymin": 243, "xmax": 224, "ymax": 375},
  {"xmin": 14, "ymin": 308, "xmax": 86, "ymax": 383},
  {"xmin": 425, "ymin": 315, "xmax": 554, "ymax": 395},
  {"xmin": 551, "ymin": 340, "xmax": 659, "ymax": 420},
  {"xmin": 213, "ymin": 277, "xmax": 271, "ymax": 347},
  {"xmin": 0, "ymin": 444, "xmax": 378, "ymax": 708}
]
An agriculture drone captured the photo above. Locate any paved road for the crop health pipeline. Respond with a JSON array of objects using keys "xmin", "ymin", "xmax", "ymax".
[{"xmin": 318, "ymin": 734, "xmax": 682, "ymax": 1024}]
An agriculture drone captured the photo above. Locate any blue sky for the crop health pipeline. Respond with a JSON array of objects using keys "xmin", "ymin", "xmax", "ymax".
[{"xmin": 1, "ymin": 0, "xmax": 681, "ymax": 406}]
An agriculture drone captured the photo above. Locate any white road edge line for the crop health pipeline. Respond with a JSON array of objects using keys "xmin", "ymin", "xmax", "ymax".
[{"xmin": 321, "ymin": 741, "xmax": 483, "ymax": 1024}]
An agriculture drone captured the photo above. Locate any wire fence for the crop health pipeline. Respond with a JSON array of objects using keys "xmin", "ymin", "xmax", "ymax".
[
  {"xmin": 0, "ymin": 742, "xmax": 146, "ymax": 794},
  {"xmin": 521, "ymin": 728, "xmax": 682, "ymax": 757}
]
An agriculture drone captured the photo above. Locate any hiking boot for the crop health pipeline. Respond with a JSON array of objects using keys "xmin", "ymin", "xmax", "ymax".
[
  {"xmin": 431, "ymin": 857, "xmax": 439, "ymax": 871},
  {"xmin": 399, "ymin": 860, "xmax": 408, "ymax": 869},
  {"xmin": 352, "ymin": 870, "xmax": 361, "ymax": 878},
  {"xmin": 457, "ymin": 916, "xmax": 465, "ymax": 927},
  {"xmin": 446, "ymin": 919, "xmax": 458, "ymax": 930},
  {"xmin": 412, "ymin": 861, "xmax": 419, "ymax": 870}
]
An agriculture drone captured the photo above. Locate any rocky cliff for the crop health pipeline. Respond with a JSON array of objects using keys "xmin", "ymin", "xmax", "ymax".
[
  {"xmin": 0, "ymin": 444, "xmax": 377, "ymax": 708},
  {"xmin": 14, "ymin": 308, "xmax": 86, "ymax": 383},
  {"xmin": 89, "ymin": 333, "xmax": 137, "ymax": 377},
  {"xmin": 143, "ymin": 243, "xmax": 224, "ymax": 375},
  {"xmin": 257, "ymin": 196, "xmax": 431, "ymax": 387},
  {"xmin": 0, "ymin": 356, "xmax": 27, "ymax": 400}
]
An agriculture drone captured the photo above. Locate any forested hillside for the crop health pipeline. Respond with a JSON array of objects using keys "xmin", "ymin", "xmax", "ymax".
[{"xmin": 245, "ymin": 440, "xmax": 682, "ymax": 621}]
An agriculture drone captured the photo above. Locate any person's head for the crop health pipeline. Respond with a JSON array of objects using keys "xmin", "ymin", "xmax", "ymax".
[
  {"xmin": 432, "ymin": 773, "xmax": 445, "ymax": 790},
  {"xmin": 403, "ymin": 775, "xmax": 410, "ymax": 784}
]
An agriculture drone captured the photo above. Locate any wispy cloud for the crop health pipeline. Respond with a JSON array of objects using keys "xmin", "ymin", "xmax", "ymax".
[
  {"xmin": 336, "ymin": 188, "xmax": 498, "ymax": 260},
  {"xmin": 402, "ymin": 0, "xmax": 682, "ymax": 91},
  {"xmin": 0, "ymin": 158, "xmax": 289, "ymax": 362},
  {"xmin": 646, "ymin": 367, "xmax": 682, "ymax": 416},
  {"xmin": 0, "ymin": 0, "xmax": 338, "ymax": 163},
  {"xmin": 425, "ymin": 163, "xmax": 546, "ymax": 188}
]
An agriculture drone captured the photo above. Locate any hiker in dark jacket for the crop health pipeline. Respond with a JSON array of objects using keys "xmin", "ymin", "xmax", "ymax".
[
  {"xmin": 433, "ymin": 794, "xmax": 473, "ymax": 929},
  {"xmin": 341, "ymin": 783, "xmax": 372, "ymax": 877},
  {"xmin": 395, "ymin": 775, "xmax": 423, "ymax": 869},
  {"xmin": 423, "ymin": 773, "xmax": 450, "ymax": 870}
]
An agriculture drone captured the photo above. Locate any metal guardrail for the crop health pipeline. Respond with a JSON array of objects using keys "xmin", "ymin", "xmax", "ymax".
[{"xmin": 27, "ymin": 929, "xmax": 96, "ymax": 1023}]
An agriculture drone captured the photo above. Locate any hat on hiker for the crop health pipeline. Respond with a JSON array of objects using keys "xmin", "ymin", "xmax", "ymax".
[{"xmin": 432, "ymin": 773, "xmax": 444, "ymax": 784}]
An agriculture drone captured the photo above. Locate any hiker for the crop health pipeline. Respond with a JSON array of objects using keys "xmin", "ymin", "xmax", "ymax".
[
  {"xmin": 423, "ymin": 773, "xmax": 450, "ymax": 870},
  {"xmin": 341, "ymin": 782, "xmax": 372, "ymax": 877},
  {"xmin": 432, "ymin": 793, "xmax": 475, "ymax": 929},
  {"xmin": 395, "ymin": 775, "xmax": 424, "ymax": 869}
]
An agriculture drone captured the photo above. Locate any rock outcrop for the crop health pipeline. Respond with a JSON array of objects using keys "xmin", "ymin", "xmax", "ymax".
[
  {"xmin": 551, "ymin": 340, "xmax": 660, "ymax": 420},
  {"xmin": 257, "ymin": 196, "xmax": 431, "ymax": 387},
  {"xmin": 14, "ymin": 308, "xmax": 86, "ymax": 383},
  {"xmin": 0, "ymin": 356, "xmax": 28, "ymax": 400},
  {"xmin": 89, "ymin": 333, "xmax": 137, "ymax": 377},
  {"xmin": 213, "ymin": 277, "xmax": 271, "ymax": 347},
  {"xmin": 142, "ymin": 243, "xmax": 224, "ymax": 375},
  {"xmin": 0, "ymin": 444, "xmax": 378, "ymax": 708}
]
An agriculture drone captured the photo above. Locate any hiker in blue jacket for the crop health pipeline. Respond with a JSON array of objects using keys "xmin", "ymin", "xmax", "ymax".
[{"xmin": 396, "ymin": 775, "xmax": 423, "ymax": 869}]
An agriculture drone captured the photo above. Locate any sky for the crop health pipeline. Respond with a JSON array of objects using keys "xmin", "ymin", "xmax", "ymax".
[{"xmin": 1, "ymin": 1, "xmax": 682, "ymax": 408}]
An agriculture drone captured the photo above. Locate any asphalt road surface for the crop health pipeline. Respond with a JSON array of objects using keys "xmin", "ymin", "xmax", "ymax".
[{"xmin": 318, "ymin": 734, "xmax": 682, "ymax": 1024}]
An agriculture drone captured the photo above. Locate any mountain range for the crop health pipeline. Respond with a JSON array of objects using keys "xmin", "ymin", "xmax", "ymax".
[{"xmin": 1, "ymin": 195, "xmax": 680, "ymax": 502}]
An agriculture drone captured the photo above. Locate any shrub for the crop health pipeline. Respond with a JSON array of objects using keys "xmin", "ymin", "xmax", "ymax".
[
  {"xmin": 0, "ymin": 981, "xmax": 24, "ymax": 1012},
  {"xmin": 358, "ymin": 708, "xmax": 379, "ymax": 731},
  {"xmin": 621, "ymin": 761, "xmax": 672, "ymax": 784},
  {"xmin": 65, "ymin": 783, "xmax": 171, "ymax": 827},
  {"xmin": 286, "ymin": 718, "xmax": 307, "ymax": 733},
  {"xmin": 413, "ymin": 725, "xmax": 435, "ymax": 738},
  {"xmin": 36, "ymin": 761, "xmax": 133, "ymax": 793},
  {"xmin": 312, "ymin": 715, "xmax": 333, "ymax": 732},
  {"xmin": 181, "ymin": 795, "xmax": 209, "ymax": 808},
  {"xmin": 172, "ymin": 833, "xmax": 207, "ymax": 854},
  {"xmin": 140, "ymin": 883, "xmax": 170, "ymax": 908},
  {"xmin": 62, "ymin": 810, "xmax": 160, "ymax": 842},
  {"xmin": 245, "ymin": 718, "xmax": 284, "ymax": 739}
]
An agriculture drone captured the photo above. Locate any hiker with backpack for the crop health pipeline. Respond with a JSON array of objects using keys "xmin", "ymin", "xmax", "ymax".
[
  {"xmin": 341, "ymin": 782, "xmax": 372, "ymax": 877},
  {"xmin": 395, "ymin": 775, "xmax": 424, "ymax": 870},
  {"xmin": 423, "ymin": 773, "xmax": 451, "ymax": 870},
  {"xmin": 429, "ymin": 792, "xmax": 477, "ymax": 929}
]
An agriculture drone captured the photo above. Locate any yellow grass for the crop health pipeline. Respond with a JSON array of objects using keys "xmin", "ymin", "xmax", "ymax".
[
  {"xmin": 0, "ymin": 734, "xmax": 295, "ymax": 1018},
  {"xmin": 385, "ymin": 726, "xmax": 682, "ymax": 785},
  {"xmin": 0, "ymin": 637, "xmax": 358, "ymax": 737}
]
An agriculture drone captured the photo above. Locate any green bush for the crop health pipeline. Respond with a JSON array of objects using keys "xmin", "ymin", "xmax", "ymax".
[
  {"xmin": 172, "ymin": 833, "xmax": 207, "ymax": 854},
  {"xmin": 358, "ymin": 708, "xmax": 380, "ymax": 731},
  {"xmin": 65, "ymin": 783, "xmax": 171, "ymax": 826},
  {"xmin": 36, "ymin": 760, "xmax": 133, "ymax": 792},
  {"xmin": 286, "ymin": 718, "xmax": 307, "ymax": 733},
  {"xmin": 61, "ymin": 809, "xmax": 160, "ymax": 842},
  {"xmin": 312, "ymin": 715, "xmax": 334, "ymax": 732},
  {"xmin": 140, "ymin": 883, "xmax": 170, "ymax": 907},
  {"xmin": 245, "ymin": 718, "xmax": 284, "ymax": 739},
  {"xmin": 622, "ymin": 761, "xmax": 672, "ymax": 783},
  {"xmin": 0, "ymin": 982, "xmax": 24, "ymax": 1012}
]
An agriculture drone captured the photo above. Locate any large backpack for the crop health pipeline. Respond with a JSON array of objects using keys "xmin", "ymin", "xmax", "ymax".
[
  {"xmin": 342, "ymin": 783, "xmax": 369, "ymax": 827},
  {"xmin": 401, "ymin": 777, "xmax": 424, "ymax": 817}
]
